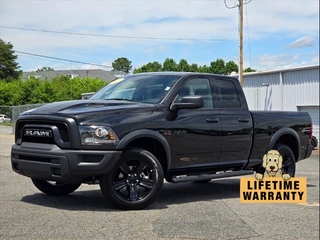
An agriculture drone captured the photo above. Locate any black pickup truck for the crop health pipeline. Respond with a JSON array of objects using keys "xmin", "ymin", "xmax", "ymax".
[{"xmin": 11, "ymin": 72, "xmax": 313, "ymax": 210}]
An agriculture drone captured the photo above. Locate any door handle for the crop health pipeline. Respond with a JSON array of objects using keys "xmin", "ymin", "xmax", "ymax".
[
  {"xmin": 207, "ymin": 118, "xmax": 219, "ymax": 123},
  {"xmin": 238, "ymin": 118, "xmax": 249, "ymax": 123}
]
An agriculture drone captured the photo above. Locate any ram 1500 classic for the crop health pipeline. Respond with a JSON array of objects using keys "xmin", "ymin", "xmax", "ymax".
[{"xmin": 11, "ymin": 72, "xmax": 313, "ymax": 209}]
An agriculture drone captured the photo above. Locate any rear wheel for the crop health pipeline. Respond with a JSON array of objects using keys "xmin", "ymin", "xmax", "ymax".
[
  {"xmin": 100, "ymin": 148, "xmax": 164, "ymax": 210},
  {"xmin": 275, "ymin": 144, "xmax": 296, "ymax": 177},
  {"xmin": 31, "ymin": 179, "xmax": 81, "ymax": 195}
]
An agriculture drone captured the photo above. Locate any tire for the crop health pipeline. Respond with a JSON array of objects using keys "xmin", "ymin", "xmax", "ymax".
[
  {"xmin": 100, "ymin": 147, "xmax": 164, "ymax": 210},
  {"xmin": 274, "ymin": 144, "xmax": 296, "ymax": 177},
  {"xmin": 311, "ymin": 136, "xmax": 318, "ymax": 149},
  {"xmin": 31, "ymin": 179, "xmax": 81, "ymax": 196}
]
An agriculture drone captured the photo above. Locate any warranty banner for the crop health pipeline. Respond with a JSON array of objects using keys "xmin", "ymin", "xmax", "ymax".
[{"xmin": 240, "ymin": 177, "xmax": 307, "ymax": 203}]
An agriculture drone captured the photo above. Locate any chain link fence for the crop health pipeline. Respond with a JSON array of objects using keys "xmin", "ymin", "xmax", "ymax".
[
  {"xmin": 0, "ymin": 105, "xmax": 12, "ymax": 117},
  {"xmin": 0, "ymin": 104, "xmax": 46, "ymax": 134}
]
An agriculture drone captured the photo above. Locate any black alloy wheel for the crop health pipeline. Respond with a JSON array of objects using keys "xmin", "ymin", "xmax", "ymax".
[
  {"xmin": 275, "ymin": 144, "xmax": 296, "ymax": 177},
  {"xmin": 31, "ymin": 178, "xmax": 81, "ymax": 195},
  {"xmin": 100, "ymin": 148, "xmax": 164, "ymax": 210}
]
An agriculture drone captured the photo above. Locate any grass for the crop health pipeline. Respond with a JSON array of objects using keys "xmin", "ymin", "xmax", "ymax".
[{"xmin": 0, "ymin": 122, "xmax": 13, "ymax": 127}]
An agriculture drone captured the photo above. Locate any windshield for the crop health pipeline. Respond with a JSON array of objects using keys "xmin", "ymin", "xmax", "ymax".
[{"xmin": 90, "ymin": 74, "xmax": 182, "ymax": 103}]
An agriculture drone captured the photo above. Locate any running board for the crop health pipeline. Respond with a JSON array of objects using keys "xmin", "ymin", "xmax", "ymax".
[{"xmin": 170, "ymin": 170, "xmax": 254, "ymax": 183}]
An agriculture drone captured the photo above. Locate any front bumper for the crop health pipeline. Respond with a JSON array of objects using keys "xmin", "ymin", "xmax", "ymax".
[{"xmin": 11, "ymin": 142, "xmax": 122, "ymax": 184}]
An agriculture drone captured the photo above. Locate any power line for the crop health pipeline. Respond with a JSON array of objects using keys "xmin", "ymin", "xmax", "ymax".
[
  {"xmin": 224, "ymin": 0, "xmax": 238, "ymax": 9},
  {"xmin": 224, "ymin": 0, "xmax": 252, "ymax": 9},
  {"xmin": 0, "ymin": 25, "xmax": 231, "ymax": 42},
  {"xmin": 15, "ymin": 51, "xmax": 113, "ymax": 68}
]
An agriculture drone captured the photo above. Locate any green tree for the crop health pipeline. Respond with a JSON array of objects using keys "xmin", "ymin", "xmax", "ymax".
[
  {"xmin": 209, "ymin": 59, "xmax": 226, "ymax": 74},
  {"xmin": 29, "ymin": 80, "xmax": 56, "ymax": 103},
  {"xmin": 198, "ymin": 65, "xmax": 210, "ymax": 73},
  {"xmin": 177, "ymin": 59, "xmax": 190, "ymax": 72},
  {"xmin": 0, "ymin": 76, "xmax": 108, "ymax": 106},
  {"xmin": 189, "ymin": 63, "xmax": 198, "ymax": 72},
  {"xmin": 133, "ymin": 68, "xmax": 143, "ymax": 74},
  {"xmin": 133, "ymin": 61, "xmax": 162, "ymax": 73},
  {"xmin": 0, "ymin": 80, "xmax": 23, "ymax": 105},
  {"xmin": 0, "ymin": 39, "xmax": 21, "ymax": 81},
  {"xmin": 21, "ymin": 77, "xmax": 43, "ymax": 103},
  {"xmin": 51, "ymin": 76, "xmax": 107, "ymax": 101},
  {"xmin": 36, "ymin": 67, "xmax": 54, "ymax": 72},
  {"xmin": 70, "ymin": 77, "xmax": 107, "ymax": 99},
  {"xmin": 112, "ymin": 57, "xmax": 132, "ymax": 73},
  {"xmin": 51, "ymin": 76, "xmax": 74, "ymax": 101},
  {"xmin": 162, "ymin": 58, "xmax": 177, "ymax": 71},
  {"xmin": 244, "ymin": 67, "xmax": 256, "ymax": 73},
  {"xmin": 225, "ymin": 61, "xmax": 238, "ymax": 75}
]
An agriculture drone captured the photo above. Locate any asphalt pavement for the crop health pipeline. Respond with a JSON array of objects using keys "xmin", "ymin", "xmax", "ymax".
[
  {"xmin": 0, "ymin": 133, "xmax": 319, "ymax": 240},
  {"xmin": 0, "ymin": 125, "xmax": 13, "ymax": 134}
]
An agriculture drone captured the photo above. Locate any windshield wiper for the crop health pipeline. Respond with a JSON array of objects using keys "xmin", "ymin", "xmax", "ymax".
[{"xmin": 104, "ymin": 98, "xmax": 134, "ymax": 102}]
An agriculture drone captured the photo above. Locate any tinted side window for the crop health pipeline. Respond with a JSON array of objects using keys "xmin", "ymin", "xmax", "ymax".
[
  {"xmin": 176, "ymin": 78, "xmax": 213, "ymax": 109},
  {"xmin": 213, "ymin": 79, "xmax": 241, "ymax": 108}
]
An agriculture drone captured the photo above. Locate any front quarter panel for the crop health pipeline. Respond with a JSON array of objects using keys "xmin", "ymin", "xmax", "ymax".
[{"xmin": 116, "ymin": 129, "xmax": 172, "ymax": 171}]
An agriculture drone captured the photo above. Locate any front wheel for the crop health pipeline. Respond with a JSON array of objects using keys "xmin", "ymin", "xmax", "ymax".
[
  {"xmin": 275, "ymin": 144, "xmax": 296, "ymax": 177},
  {"xmin": 100, "ymin": 148, "xmax": 164, "ymax": 210},
  {"xmin": 31, "ymin": 179, "xmax": 81, "ymax": 195}
]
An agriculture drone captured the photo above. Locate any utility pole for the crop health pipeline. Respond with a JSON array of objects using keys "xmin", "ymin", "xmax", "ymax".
[
  {"xmin": 224, "ymin": 0, "xmax": 250, "ymax": 86},
  {"xmin": 238, "ymin": 0, "xmax": 244, "ymax": 86}
]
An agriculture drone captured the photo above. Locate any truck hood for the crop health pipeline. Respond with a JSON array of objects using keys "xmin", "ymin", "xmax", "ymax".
[{"xmin": 22, "ymin": 100, "xmax": 156, "ymax": 125}]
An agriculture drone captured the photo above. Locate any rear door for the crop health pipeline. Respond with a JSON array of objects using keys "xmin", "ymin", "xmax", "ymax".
[{"xmin": 212, "ymin": 78, "xmax": 253, "ymax": 165}]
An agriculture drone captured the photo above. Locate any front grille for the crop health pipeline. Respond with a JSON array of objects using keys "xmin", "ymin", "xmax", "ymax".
[
  {"xmin": 23, "ymin": 135, "xmax": 55, "ymax": 144},
  {"xmin": 58, "ymin": 125, "xmax": 70, "ymax": 142},
  {"xmin": 16, "ymin": 120, "xmax": 71, "ymax": 147}
]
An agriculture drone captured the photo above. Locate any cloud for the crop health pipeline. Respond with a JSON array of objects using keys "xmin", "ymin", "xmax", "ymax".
[
  {"xmin": 1, "ymin": 0, "xmax": 319, "ymax": 71},
  {"xmin": 143, "ymin": 45, "xmax": 166, "ymax": 54},
  {"xmin": 287, "ymin": 37, "xmax": 314, "ymax": 49},
  {"xmin": 254, "ymin": 53, "xmax": 317, "ymax": 71},
  {"xmin": 143, "ymin": 48, "xmax": 155, "ymax": 54},
  {"xmin": 311, "ymin": 56, "xmax": 320, "ymax": 65}
]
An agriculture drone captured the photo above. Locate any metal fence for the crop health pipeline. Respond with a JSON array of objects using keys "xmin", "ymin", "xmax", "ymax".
[
  {"xmin": 0, "ymin": 105, "xmax": 12, "ymax": 117},
  {"xmin": 0, "ymin": 104, "xmax": 46, "ymax": 134},
  {"xmin": 11, "ymin": 103, "xmax": 46, "ymax": 122}
]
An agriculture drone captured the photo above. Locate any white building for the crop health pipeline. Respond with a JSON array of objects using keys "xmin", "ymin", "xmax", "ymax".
[{"xmin": 242, "ymin": 65, "xmax": 319, "ymax": 143}]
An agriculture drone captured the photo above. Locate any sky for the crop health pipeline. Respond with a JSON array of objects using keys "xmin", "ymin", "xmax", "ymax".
[{"xmin": 0, "ymin": 0, "xmax": 319, "ymax": 73}]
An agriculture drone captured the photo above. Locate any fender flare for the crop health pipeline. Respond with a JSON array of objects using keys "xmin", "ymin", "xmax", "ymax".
[
  {"xmin": 266, "ymin": 127, "xmax": 301, "ymax": 160},
  {"xmin": 116, "ymin": 129, "xmax": 171, "ymax": 171}
]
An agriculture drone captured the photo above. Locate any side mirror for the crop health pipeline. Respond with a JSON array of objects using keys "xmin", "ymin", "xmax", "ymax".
[{"xmin": 170, "ymin": 96, "xmax": 204, "ymax": 110}]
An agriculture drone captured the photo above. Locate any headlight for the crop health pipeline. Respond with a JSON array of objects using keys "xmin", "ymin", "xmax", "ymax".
[{"xmin": 78, "ymin": 126, "xmax": 119, "ymax": 145}]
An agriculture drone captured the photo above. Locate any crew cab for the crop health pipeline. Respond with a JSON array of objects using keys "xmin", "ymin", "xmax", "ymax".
[{"xmin": 11, "ymin": 72, "xmax": 313, "ymax": 210}]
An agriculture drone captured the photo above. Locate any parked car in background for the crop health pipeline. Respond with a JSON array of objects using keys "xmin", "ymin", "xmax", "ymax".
[{"xmin": 0, "ymin": 114, "xmax": 11, "ymax": 123}]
